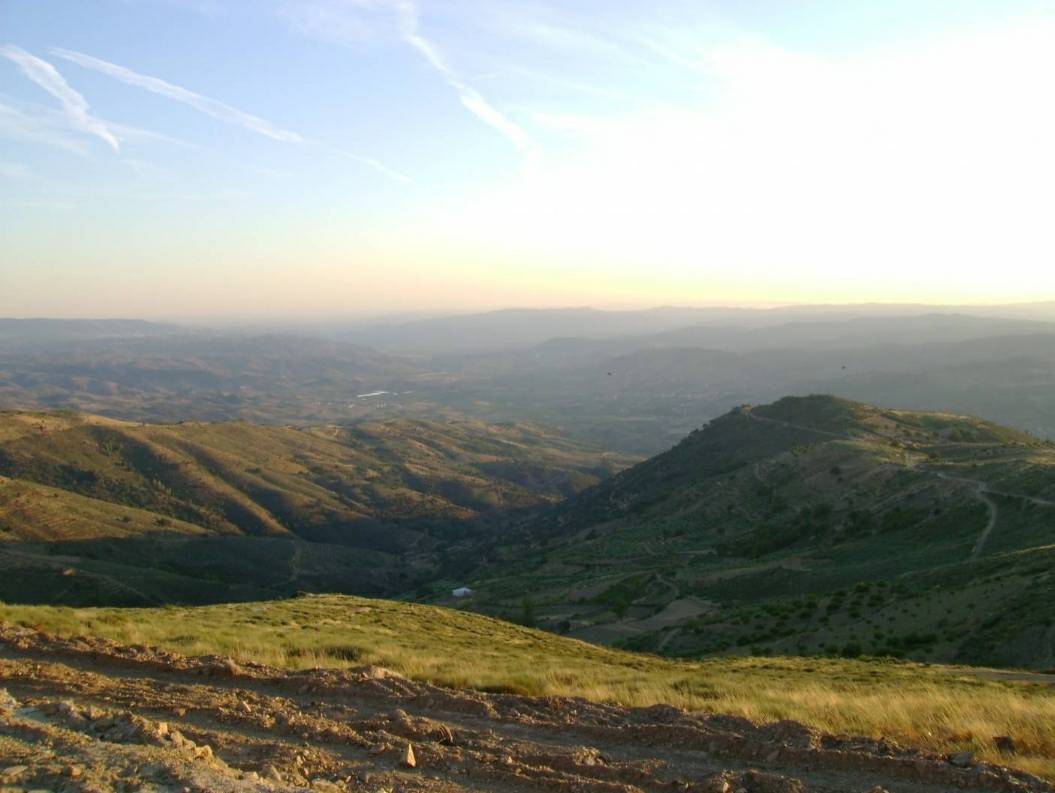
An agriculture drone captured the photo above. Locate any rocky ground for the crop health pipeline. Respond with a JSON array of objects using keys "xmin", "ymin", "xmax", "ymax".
[{"xmin": 1, "ymin": 623, "xmax": 1051, "ymax": 793}]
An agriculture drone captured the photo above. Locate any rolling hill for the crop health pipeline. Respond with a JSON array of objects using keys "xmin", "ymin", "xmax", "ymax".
[
  {"xmin": 4, "ymin": 392, "xmax": 1055, "ymax": 672},
  {"xmin": 0, "ymin": 411, "xmax": 632, "ymax": 606},
  {"xmin": 453, "ymin": 396, "xmax": 1055, "ymax": 669}
]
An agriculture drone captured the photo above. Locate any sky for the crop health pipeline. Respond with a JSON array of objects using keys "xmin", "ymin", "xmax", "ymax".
[{"xmin": 2, "ymin": 0, "xmax": 1054, "ymax": 319}]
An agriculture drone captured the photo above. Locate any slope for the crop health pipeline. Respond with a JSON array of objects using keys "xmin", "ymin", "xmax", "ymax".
[
  {"xmin": 0, "ymin": 411, "xmax": 632, "ymax": 606},
  {"xmin": 3, "ymin": 593, "xmax": 1055, "ymax": 785},
  {"xmin": 454, "ymin": 396, "xmax": 1055, "ymax": 669}
]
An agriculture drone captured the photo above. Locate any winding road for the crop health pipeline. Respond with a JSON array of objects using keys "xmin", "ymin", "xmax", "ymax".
[
  {"xmin": 743, "ymin": 405, "xmax": 1055, "ymax": 560},
  {"xmin": 937, "ymin": 472, "xmax": 1000, "ymax": 559}
]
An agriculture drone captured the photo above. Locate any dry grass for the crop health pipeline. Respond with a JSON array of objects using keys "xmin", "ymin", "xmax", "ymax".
[{"xmin": 3, "ymin": 593, "xmax": 1054, "ymax": 779}]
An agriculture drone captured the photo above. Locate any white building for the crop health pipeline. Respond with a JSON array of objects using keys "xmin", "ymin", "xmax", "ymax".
[{"xmin": 452, "ymin": 586, "xmax": 473, "ymax": 598}]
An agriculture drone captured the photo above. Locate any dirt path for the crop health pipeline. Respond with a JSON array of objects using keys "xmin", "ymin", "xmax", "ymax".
[
  {"xmin": 745, "ymin": 410, "xmax": 857, "ymax": 441},
  {"xmin": 970, "ymin": 489, "xmax": 1000, "ymax": 559},
  {"xmin": 936, "ymin": 473, "xmax": 1001, "ymax": 559},
  {"xmin": 1, "ymin": 625, "xmax": 1051, "ymax": 793}
]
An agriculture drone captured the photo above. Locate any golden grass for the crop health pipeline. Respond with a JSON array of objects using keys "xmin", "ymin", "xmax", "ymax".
[{"xmin": 3, "ymin": 594, "xmax": 1054, "ymax": 779}]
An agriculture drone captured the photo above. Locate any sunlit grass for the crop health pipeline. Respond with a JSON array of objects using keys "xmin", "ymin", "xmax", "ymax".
[{"xmin": 3, "ymin": 594, "xmax": 1053, "ymax": 779}]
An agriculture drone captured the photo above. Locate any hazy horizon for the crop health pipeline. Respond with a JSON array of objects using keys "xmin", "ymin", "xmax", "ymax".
[
  {"xmin": 5, "ymin": 297, "xmax": 1055, "ymax": 325},
  {"xmin": 4, "ymin": 1, "xmax": 1055, "ymax": 317}
]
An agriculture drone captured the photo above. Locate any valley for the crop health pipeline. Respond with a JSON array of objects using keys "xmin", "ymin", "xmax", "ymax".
[{"xmin": 0, "ymin": 411, "xmax": 632, "ymax": 605}]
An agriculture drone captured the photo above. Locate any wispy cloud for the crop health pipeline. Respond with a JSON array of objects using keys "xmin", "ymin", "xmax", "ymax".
[
  {"xmin": 50, "ymin": 47, "xmax": 304, "ymax": 143},
  {"xmin": 392, "ymin": 1, "xmax": 537, "ymax": 162},
  {"xmin": 328, "ymin": 146, "xmax": 412, "ymax": 183},
  {"xmin": 283, "ymin": 0, "xmax": 537, "ymax": 163},
  {"xmin": 0, "ymin": 92, "xmax": 185, "ymax": 157},
  {"xmin": 0, "ymin": 96, "xmax": 91, "ymax": 157},
  {"xmin": 51, "ymin": 46, "xmax": 409, "ymax": 182},
  {"xmin": 109, "ymin": 120, "xmax": 200, "ymax": 149},
  {"xmin": 0, "ymin": 45, "xmax": 120, "ymax": 151}
]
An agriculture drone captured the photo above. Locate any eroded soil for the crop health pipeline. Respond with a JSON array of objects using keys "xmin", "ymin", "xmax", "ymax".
[{"xmin": 1, "ymin": 623, "xmax": 1050, "ymax": 793}]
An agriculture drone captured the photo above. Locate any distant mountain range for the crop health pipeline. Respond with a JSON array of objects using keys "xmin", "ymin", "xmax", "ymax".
[
  {"xmin": 340, "ymin": 303, "xmax": 1055, "ymax": 353},
  {"xmin": 2, "ymin": 306, "xmax": 1055, "ymax": 455}
]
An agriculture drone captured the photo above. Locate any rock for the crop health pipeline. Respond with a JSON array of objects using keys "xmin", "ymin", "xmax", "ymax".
[
  {"xmin": 701, "ymin": 779, "xmax": 732, "ymax": 793},
  {"xmin": 0, "ymin": 766, "xmax": 29, "ymax": 783},
  {"xmin": 0, "ymin": 689, "xmax": 18, "ymax": 715},
  {"xmin": 948, "ymin": 751, "xmax": 975, "ymax": 768},
  {"xmin": 262, "ymin": 763, "xmax": 283, "ymax": 783},
  {"xmin": 403, "ymin": 742, "xmax": 417, "ymax": 769},
  {"xmin": 994, "ymin": 735, "xmax": 1016, "ymax": 754},
  {"xmin": 63, "ymin": 765, "xmax": 83, "ymax": 778},
  {"xmin": 193, "ymin": 744, "xmax": 214, "ymax": 762},
  {"xmin": 863, "ymin": 787, "xmax": 890, "ymax": 793}
]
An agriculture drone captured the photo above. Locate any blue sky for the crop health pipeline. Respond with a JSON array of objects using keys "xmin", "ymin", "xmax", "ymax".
[{"xmin": 2, "ymin": 0, "xmax": 1054, "ymax": 318}]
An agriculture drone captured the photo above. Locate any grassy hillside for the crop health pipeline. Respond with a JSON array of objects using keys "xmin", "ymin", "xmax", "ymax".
[
  {"xmin": 0, "ymin": 411, "xmax": 632, "ymax": 606},
  {"xmin": 3, "ymin": 593, "xmax": 1055, "ymax": 780},
  {"xmin": 452, "ymin": 396, "xmax": 1055, "ymax": 669}
]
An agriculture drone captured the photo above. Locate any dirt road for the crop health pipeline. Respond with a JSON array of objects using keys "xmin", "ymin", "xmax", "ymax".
[
  {"xmin": 936, "ymin": 472, "xmax": 1001, "ymax": 559},
  {"xmin": 1, "ymin": 625, "xmax": 1051, "ymax": 793}
]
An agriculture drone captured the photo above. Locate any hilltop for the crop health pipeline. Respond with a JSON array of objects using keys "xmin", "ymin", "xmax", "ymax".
[
  {"xmin": 457, "ymin": 396, "xmax": 1055, "ymax": 669},
  {"xmin": 0, "ymin": 411, "xmax": 632, "ymax": 605}
]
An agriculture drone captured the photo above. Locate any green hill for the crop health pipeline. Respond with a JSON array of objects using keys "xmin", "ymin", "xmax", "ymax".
[
  {"xmin": 454, "ymin": 396, "xmax": 1055, "ymax": 669},
  {"xmin": 0, "ymin": 411, "xmax": 632, "ymax": 605}
]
